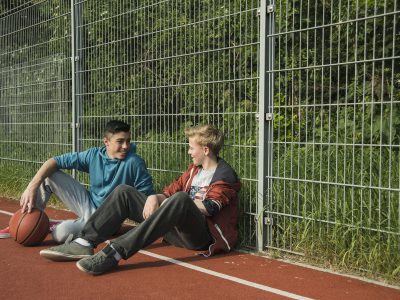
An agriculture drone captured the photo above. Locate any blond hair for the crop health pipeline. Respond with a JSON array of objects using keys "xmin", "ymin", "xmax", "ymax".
[{"xmin": 184, "ymin": 124, "xmax": 224, "ymax": 155}]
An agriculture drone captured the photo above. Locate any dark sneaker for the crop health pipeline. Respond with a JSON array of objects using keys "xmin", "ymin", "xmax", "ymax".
[
  {"xmin": 40, "ymin": 234, "xmax": 94, "ymax": 261},
  {"xmin": 76, "ymin": 245, "xmax": 119, "ymax": 275}
]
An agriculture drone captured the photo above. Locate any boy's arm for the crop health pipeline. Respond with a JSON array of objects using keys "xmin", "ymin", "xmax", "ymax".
[
  {"xmin": 54, "ymin": 149, "xmax": 92, "ymax": 172},
  {"xmin": 131, "ymin": 159, "xmax": 155, "ymax": 196},
  {"xmin": 194, "ymin": 199, "xmax": 211, "ymax": 216},
  {"xmin": 163, "ymin": 164, "xmax": 195, "ymax": 197},
  {"xmin": 143, "ymin": 193, "xmax": 210, "ymax": 217},
  {"xmin": 20, "ymin": 158, "xmax": 59, "ymax": 213},
  {"xmin": 143, "ymin": 169, "xmax": 187, "ymax": 220},
  {"xmin": 162, "ymin": 178, "xmax": 184, "ymax": 198},
  {"xmin": 203, "ymin": 180, "xmax": 241, "ymax": 216},
  {"xmin": 142, "ymin": 194, "xmax": 167, "ymax": 219}
]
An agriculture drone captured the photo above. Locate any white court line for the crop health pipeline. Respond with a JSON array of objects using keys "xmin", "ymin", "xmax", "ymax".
[
  {"xmin": 139, "ymin": 251, "xmax": 313, "ymax": 300},
  {"xmin": 0, "ymin": 208, "xmax": 312, "ymax": 300},
  {"xmin": 0, "ymin": 209, "xmax": 13, "ymax": 216}
]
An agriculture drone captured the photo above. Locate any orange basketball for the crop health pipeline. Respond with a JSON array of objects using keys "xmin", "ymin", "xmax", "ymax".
[{"xmin": 9, "ymin": 208, "xmax": 49, "ymax": 246}]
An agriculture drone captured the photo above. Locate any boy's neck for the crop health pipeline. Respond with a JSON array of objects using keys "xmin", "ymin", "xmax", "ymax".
[{"xmin": 201, "ymin": 155, "xmax": 218, "ymax": 170}]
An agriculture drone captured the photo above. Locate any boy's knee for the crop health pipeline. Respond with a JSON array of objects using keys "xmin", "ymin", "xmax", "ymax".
[
  {"xmin": 43, "ymin": 173, "xmax": 56, "ymax": 189},
  {"xmin": 171, "ymin": 191, "xmax": 188, "ymax": 200},
  {"xmin": 113, "ymin": 184, "xmax": 136, "ymax": 196},
  {"xmin": 45, "ymin": 170, "xmax": 65, "ymax": 184},
  {"xmin": 169, "ymin": 192, "xmax": 191, "ymax": 208},
  {"xmin": 113, "ymin": 185, "xmax": 136, "ymax": 199},
  {"xmin": 106, "ymin": 185, "xmax": 139, "ymax": 207}
]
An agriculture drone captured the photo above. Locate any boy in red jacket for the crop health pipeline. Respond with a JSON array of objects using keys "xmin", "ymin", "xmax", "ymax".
[{"xmin": 40, "ymin": 124, "xmax": 241, "ymax": 275}]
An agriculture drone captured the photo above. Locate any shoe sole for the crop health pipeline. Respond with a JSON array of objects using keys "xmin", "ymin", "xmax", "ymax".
[
  {"xmin": 0, "ymin": 234, "xmax": 10, "ymax": 239},
  {"xmin": 40, "ymin": 249, "xmax": 91, "ymax": 262},
  {"xmin": 76, "ymin": 261, "xmax": 103, "ymax": 275}
]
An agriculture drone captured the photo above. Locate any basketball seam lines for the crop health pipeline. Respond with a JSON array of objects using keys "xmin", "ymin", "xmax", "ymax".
[{"xmin": 20, "ymin": 211, "xmax": 43, "ymax": 245}]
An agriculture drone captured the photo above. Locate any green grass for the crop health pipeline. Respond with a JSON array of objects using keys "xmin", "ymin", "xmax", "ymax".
[
  {"xmin": 270, "ymin": 144, "xmax": 400, "ymax": 283},
  {"xmin": 0, "ymin": 163, "xmax": 33, "ymax": 200}
]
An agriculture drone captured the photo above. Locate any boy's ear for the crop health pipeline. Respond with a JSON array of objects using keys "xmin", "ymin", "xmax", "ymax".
[
  {"xmin": 204, "ymin": 146, "xmax": 210, "ymax": 156},
  {"xmin": 103, "ymin": 137, "xmax": 109, "ymax": 146}
]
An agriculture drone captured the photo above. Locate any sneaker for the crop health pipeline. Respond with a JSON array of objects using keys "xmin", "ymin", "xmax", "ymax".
[
  {"xmin": 40, "ymin": 234, "xmax": 94, "ymax": 261},
  {"xmin": 49, "ymin": 220, "xmax": 61, "ymax": 233},
  {"xmin": 0, "ymin": 226, "xmax": 10, "ymax": 239},
  {"xmin": 76, "ymin": 245, "xmax": 119, "ymax": 275}
]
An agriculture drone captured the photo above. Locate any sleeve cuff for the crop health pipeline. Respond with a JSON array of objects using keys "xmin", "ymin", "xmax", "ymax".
[{"xmin": 203, "ymin": 199, "xmax": 220, "ymax": 216}]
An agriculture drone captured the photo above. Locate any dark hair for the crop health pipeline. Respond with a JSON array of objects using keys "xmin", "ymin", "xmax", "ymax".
[{"xmin": 104, "ymin": 120, "xmax": 130, "ymax": 137}]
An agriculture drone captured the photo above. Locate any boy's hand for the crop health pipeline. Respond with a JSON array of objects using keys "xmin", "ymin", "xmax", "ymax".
[
  {"xmin": 194, "ymin": 199, "xmax": 210, "ymax": 216},
  {"xmin": 143, "ymin": 195, "xmax": 160, "ymax": 219},
  {"xmin": 20, "ymin": 187, "xmax": 37, "ymax": 213}
]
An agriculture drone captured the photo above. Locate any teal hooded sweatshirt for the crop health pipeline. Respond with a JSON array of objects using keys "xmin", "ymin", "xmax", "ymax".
[{"xmin": 53, "ymin": 144, "xmax": 154, "ymax": 208}]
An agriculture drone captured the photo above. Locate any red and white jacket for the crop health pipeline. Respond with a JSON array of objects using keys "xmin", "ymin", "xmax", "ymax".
[{"xmin": 163, "ymin": 158, "xmax": 241, "ymax": 256}]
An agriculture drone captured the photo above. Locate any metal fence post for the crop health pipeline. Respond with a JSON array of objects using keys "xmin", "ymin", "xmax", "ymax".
[
  {"xmin": 258, "ymin": 0, "xmax": 275, "ymax": 252},
  {"xmin": 71, "ymin": 0, "xmax": 83, "ymax": 176}
]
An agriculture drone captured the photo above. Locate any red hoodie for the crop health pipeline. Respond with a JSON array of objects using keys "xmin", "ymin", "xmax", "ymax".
[{"xmin": 163, "ymin": 158, "xmax": 241, "ymax": 256}]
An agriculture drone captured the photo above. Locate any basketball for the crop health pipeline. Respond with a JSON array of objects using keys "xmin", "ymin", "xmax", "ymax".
[{"xmin": 9, "ymin": 208, "xmax": 49, "ymax": 246}]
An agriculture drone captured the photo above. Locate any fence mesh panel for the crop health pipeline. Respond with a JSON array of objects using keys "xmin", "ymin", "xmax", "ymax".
[
  {"xmin": 74, "ymin": 0, "xmax": 260, "ymax": 248},
  {"xmin": 270, "ymin": 0, "xmax": 400, "ymax": 275},
  {"xmin": 0, "ymin": 1, "xmax": 72, "ymax": 194}
]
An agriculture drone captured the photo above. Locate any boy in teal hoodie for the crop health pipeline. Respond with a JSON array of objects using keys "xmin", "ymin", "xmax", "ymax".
[{"xmin": 0, "ymin": 120, "xmax": 154, "ymax": 242}]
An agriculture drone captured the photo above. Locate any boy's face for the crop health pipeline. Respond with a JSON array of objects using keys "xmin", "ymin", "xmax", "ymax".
[
  {"xmin": 104, "ymin": 131, "xmax": 131, "ymax": 160},
  {"xmin": 188, "ymin": 137, "xmax": 209, "ymax": 166}
]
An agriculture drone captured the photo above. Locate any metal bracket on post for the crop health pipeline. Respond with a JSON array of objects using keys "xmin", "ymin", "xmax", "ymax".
[
  {"xmin": 264, "ymin": 216, "xmax": 273, "ymax": 226},
  {"xmin": 267, "ymin": 5, "xmax": 275, "ymax": 13},
  {"xmin": 266, "ymin": 113, "xmax": 274, "ymax": 121}
]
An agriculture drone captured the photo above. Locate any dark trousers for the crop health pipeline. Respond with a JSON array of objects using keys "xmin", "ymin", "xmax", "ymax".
[{"xmin": 79, "ymin": 185, "xmax": 213, "ymax": 259}]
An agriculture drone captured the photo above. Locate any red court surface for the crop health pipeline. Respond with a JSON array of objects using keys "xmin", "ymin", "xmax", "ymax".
[{"xmin": 0, "ymin": 197, "xmax": 399, "ymax": 300}]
